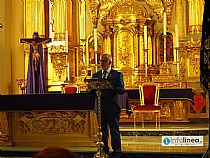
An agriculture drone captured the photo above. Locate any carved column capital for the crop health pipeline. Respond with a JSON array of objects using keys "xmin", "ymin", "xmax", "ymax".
[{"xmin": 104, "ymin": 25, "xmax": 113, "ymax": 37}]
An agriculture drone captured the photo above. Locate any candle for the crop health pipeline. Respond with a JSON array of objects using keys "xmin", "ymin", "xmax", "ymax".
[
  {"xmin": 80, "ymin": 1, "xmax": 85, "ymax": 39},
  {"xmin": 80, "ymin": 16, "xmax": 85, "ymax": 39},
  {"xmin": 144, "ymin": 25, "xmax": 148, "ymax": 78},
  {"xmin": 163, "ymin": 12, "xmax": 167, "ymax": 36},
  {"xmin": 144, "ymin": 25, "xmax": 147, "ymax": 49},
  {"xmin": 175, "ymin": 24, "xmax": 179, "ymax": 47},
  {"xmin": 83, "ymin": 44, "xmax": 86, "ymax": 65},
  {"xmin": 94, "ymin": 28, "xmax": 98, "ymax": 52},
  {"xmin": 65, "ymin": 30, "xmax": 68, "ymax": 52}
]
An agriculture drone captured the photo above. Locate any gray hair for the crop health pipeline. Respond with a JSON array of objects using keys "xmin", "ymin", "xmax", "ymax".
[{"xmin": 101, "ymin": 54, "xmax": 112, "ymax": 62}]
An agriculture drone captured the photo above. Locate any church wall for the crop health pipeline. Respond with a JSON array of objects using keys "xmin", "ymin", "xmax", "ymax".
[
  {"xmin": 0, "ymin": 0, "xmax": 25, "ymax": 94},
  {"xmin": 10, "ymin": 0, "xmax": 25, "ymax": 94},
  {"xmin": 0, "ymin": 0, "xmax": 12, "ymax": 94},
  {"xmin": 0, "ymin": 0, "xmax": 204, "ymax": 93}
]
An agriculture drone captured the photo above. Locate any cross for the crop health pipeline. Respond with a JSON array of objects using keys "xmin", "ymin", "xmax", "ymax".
[
  {"xmin": 20, "ymin": 32, "xmax": 51, "ymax": 45},
  {"xmin": 19, "ymin": 32, "xmax": 51, "ymax": 94}
]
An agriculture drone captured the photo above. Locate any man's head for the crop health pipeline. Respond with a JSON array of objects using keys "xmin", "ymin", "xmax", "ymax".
[
  {"xmin": 100, "ymin": 54, "xmax": 112, "ymax": 70},
  {"xmin": 33, "ymin": 32, "xmax": 39, "ymax": 39},
  {"xmin": 33, "ymin": 146, "xmax": 77, "ymax": 158}
]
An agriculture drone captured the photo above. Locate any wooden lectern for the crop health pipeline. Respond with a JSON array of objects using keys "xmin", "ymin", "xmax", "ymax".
[{"xmin": 85, "ymin": 78, "xmax": 112, "ymax": 158}]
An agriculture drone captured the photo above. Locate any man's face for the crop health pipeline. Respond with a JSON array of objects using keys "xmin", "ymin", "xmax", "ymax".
[{"xmin": 100, "ymin": 59, "xmax": 110, "ymax": 70}]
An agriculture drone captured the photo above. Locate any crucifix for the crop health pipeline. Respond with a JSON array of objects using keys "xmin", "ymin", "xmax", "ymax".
[{"xmin": 20, "ymin": 32, "xmax": 51, "ymax": 94}]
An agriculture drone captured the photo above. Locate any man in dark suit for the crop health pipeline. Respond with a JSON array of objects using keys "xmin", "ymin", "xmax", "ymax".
[{"xmin": 87, "ymin": 54, "xmax": 124, "ymax": 158}]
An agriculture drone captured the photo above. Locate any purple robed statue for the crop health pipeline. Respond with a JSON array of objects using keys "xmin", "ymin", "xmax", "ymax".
[{"xmin": 20, "ymin": 32, "xmax": 51, "ymax": 94}]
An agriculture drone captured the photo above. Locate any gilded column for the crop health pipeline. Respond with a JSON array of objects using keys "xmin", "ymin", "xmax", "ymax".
[
  {"xmin": 79, "ymin": 0, "xmax": 86, "ymax": 40},
  {"xmin": 69, "ymin": 0, "xmax": 80, "ymax": 78},
  {"xmin": 188, "ymin": 0, "xmax": 204, "ymax": 34},
  {"xmin": 151, "ymin": 19, "xmax": 156, "ymax": 66},
  {"xmin": 139, "ymin": 24, "xmax": 144, "ymax": 66},
  {"xmin": 137, "ymin": 25, "xmax": 140, "ymax": 67},
  {"xmin": 148, "ymin": 34, "xmax": 152, "ymax": 66}
]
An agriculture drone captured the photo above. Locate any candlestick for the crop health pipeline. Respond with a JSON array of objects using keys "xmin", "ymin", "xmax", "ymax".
[
  {"xmin": 163, "ymin": 12, "xmax": 167, "ymax": 63},
  {"xmin": 83, "ymin": 44, "xmax": 86, "ymax": 65},
  {"xmin": 94, "ymin": 28, "xmax": 98, "ymax": 72},
  {"xmin": 67, "ymin": 62, "xmax": 70, "ymax": 80},
  {"xmin": 145, "ymin": 49, "xmax": 148, "ymax": 78},
  {"xmin": 175, "ymin": 48, "xmax": 179, "ymax": 76}
]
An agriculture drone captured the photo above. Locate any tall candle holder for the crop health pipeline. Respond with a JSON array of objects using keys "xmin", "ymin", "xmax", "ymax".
[
  {"xmin": 143, "ymin": 48, "xmax": 149, "ymax": 82},
  {"xmin": 16, "ymin": 79, "xmax": 25, "ymax": 94},
  {"xmin": 159, "ymin": 33, "xmax": 171, "ymax": 75},
  {"xmin": 174, "ymin": 47, "xmax": 180, "ymax": 78},
  {"xmin": 64, "ymin": 51, "xmax": 70, "ymax": 84},
  {"xmin": 94, "ymin": 28, "xmax": 98, "ymax": 72},
  {"xmin": 94, "ymin": 50, "xmax": 98, "ymax": 72},
  {"xmin": 80, "ymin": 39, "xmax": 87, "ymax": 77},
  {"xmin": 163, "ymin": 34, "xmax": 167, "ymax": 64}
]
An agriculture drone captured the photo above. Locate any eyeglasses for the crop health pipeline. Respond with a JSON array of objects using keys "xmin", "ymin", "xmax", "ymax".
[{"xmin": 100, "ymin": 59, "xmax": 108, "ymax": 63}]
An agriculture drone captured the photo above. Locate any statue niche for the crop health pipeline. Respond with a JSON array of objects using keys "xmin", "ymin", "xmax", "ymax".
[
  {"xmin": 87, "ymin": 32, "xmax": 103, "ymax": 66},
  {"xmin": 159, "ymin": 32, "xmax": 174, "ymax": 63},
  {"xmin": 114, "ymin": 28, "xmax": 135, "ymax": 70}
]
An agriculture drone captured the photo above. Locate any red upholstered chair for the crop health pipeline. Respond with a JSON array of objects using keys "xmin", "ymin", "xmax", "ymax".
[
  {"xmin": 132, "ymin": 83, "xmax": 160, "ymax": 129},
  {"xmin": 64, "ymin": 85, "xmax": 79, "ymax": 94}
]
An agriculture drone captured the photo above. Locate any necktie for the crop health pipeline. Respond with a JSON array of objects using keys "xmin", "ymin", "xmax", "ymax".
[{"xmin": 103, "ymin": 71, "xmax": 107, "ymax": 79}]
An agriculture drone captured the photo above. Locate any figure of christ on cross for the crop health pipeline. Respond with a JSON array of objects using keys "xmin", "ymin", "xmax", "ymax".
[{"xmin": 20, "ymin": 32, "xmax": 51, "ymax": 94}]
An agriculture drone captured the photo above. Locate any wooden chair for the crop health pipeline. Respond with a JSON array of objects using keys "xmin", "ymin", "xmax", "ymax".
[{"xmin": 132, "ymin": 83, "xmax": 160, "ymax": 129}]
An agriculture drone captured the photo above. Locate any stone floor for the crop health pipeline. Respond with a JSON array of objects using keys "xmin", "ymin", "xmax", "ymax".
[{"xmin": 0, "ymin": 121, "xmax": 209, "ymax": 158}]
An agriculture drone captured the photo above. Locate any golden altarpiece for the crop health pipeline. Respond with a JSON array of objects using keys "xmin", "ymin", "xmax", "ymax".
[{"xmin": 0, "ymin": 0, "xmax": 208, "ymax": 148}]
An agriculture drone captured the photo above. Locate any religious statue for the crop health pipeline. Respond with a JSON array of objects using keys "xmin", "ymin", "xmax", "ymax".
[{"xmin": 20, "ymin": 32, "xmax": 51, "ymax": 94}]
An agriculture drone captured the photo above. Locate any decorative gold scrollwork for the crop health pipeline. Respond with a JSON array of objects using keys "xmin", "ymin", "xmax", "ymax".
[{"xmin": 17, "ymin": 112, "xmax": 88, "ymax": 135}]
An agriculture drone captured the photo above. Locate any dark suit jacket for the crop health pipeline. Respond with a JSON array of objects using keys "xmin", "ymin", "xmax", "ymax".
[{"xmin": 88, "ymin": 69, "xmax": 125, "ymax": 114}]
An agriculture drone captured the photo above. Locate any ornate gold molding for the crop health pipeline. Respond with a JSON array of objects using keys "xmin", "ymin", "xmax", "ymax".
[
  {"xmin": 145, "ymin": 0, "xmax": 164, "ymax": 22},
  {"xmin": 173, "ymin": 100, "xmax": 186, "ymax": 120},
  {"xmin": 178, "ymin": 37, "xmax": 201, "ymax": 80},
  {"xmin": 0, "ymin": 112, "xmax": 9, "ymax": 143},
  {"xmin": 163, "ymin": 0, "xmax": 174, "ymax": 24},
  {"xmin": 17, "ymin": 112, "xmax": 88, "ymax": 135},
  {"xmin": 109, "ymin": 1, "xmax": 147, "ymax": 19},
  {"xmin": 49, "ymin": 50, "xmax": 67, "ymax": 80},
  {"xmin": 90, "ymin": 1, "xmax": 148, "ymax": 25},
  {"xmin": 145, "ymin": 0, "xmax": 174, "ymax": 24}
]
